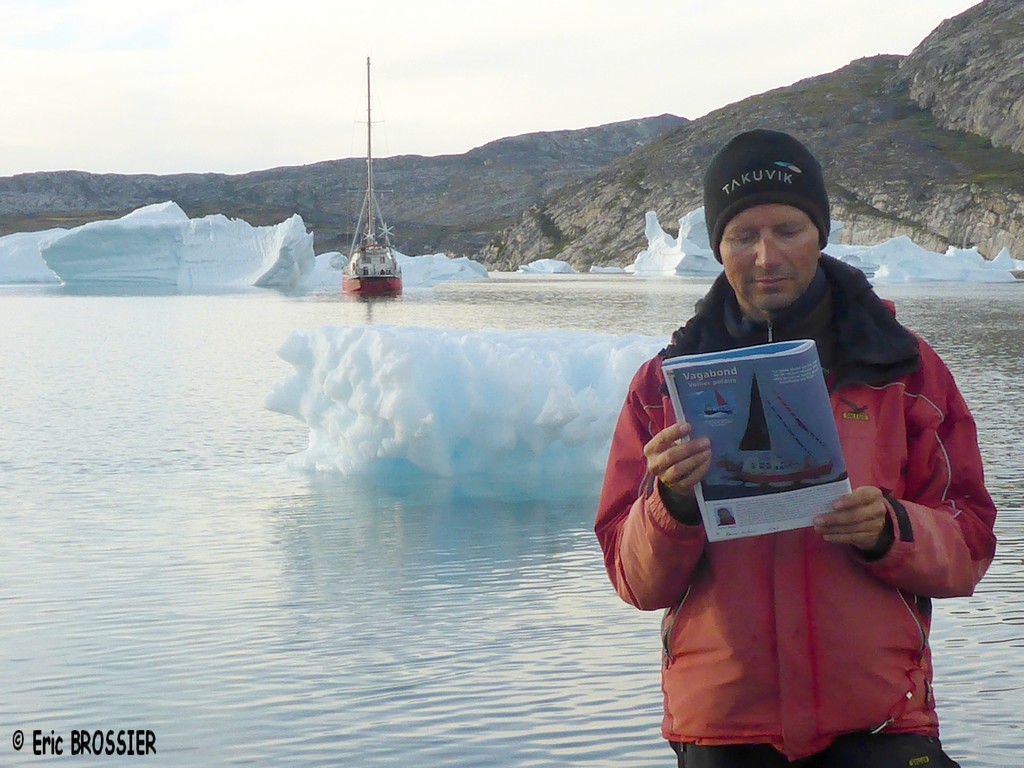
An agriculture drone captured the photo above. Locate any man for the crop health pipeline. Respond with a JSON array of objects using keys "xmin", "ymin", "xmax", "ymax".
[{"xmin": 595, "ymin": 129, "xmax": 997, "ymax": 767}]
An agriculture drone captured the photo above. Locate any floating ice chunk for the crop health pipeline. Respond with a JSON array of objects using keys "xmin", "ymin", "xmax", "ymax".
[
  {"xmin": 631, "ymin": 209, "xmax": 720, "ymax": 276},
  {"xmin": 518, "ymin": 259, "xmax": 577, "ymax": 274},
  {"xmin": 38, "ymin": 201, "xmax": 315, "ymax": 290},
  {"xmin": 266, "ymin": 325, "xmax": 661, "ymax": 486}
]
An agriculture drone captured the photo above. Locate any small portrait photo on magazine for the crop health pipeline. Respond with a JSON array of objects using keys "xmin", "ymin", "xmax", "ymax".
[{"xmin": 715, "ymin": 507, "xmax": 737, "ymax": 526}]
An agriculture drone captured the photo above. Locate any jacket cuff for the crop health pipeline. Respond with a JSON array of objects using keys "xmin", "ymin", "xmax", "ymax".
[
  {"xmin": 882, "ymin": 492, "xmax": 914, "ymax": 542},
  {"xmin": 656, "ymin": 480, "xmax": 703, "ymax": 526},
  {"xmin": 858, "ymin": 495, "xmax": 900, "ymax": 561}
]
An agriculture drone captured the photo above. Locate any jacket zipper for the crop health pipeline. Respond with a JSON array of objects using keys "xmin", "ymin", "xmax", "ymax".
[
  {"xmin": 870, "ymin": 691, "xmax": 914, "ymax": 734},
  {"xmin": 661, "ymin": 586, "xmax": 692, "ymax": 666},
  {"xmin": 871, "ymin": 589, "xmax": 930, "ymax": 732}
]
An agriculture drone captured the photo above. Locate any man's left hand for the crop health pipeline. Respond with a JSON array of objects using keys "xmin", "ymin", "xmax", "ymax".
[{"xmin": 813, "ymin": 486, "xmax": 890, "ymax": 552}]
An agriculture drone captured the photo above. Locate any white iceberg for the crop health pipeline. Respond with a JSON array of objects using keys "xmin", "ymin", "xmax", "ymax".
[
  {"xmin": 828, "ymin": 236, "xmax": 1017, "ymax": 283},
  {"xmin": 0, "ymin": 228, "xmax": 65, "ymax": 283},
  {"xmin": 266, "ymin": 325, "xmax": 660, "ymax": 486},
  {"xmin": 36, "ymin": 201, "xmax": 315, "ymax": 290},
  {"xmin": 630, "ymin": 209, "xmax": 720, "ymax": 276},
  {"xmin": 396, "ymin": 251, "xmax": 489, "ymax": 284},
  {"xmin": 517, "ymin": 258, "xmax": 577, "ymax": 274}
]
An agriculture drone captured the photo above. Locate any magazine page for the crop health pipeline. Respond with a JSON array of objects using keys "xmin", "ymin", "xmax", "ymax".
[{"xmin": 662, "ymin": 339, "xmax": 851, "ymax": 542}]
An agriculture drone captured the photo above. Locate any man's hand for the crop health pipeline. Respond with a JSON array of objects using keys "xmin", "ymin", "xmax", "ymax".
[
  {"xmin": 813, "ymin": 486, "xmax": 892, "ymax": 552},
  {"xmin": 644, "ymin": 422, "xmax": 712, "ymax": 496}
]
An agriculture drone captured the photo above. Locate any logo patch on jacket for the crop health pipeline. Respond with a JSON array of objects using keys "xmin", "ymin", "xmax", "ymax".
[{"xmin": 840, "ymin": 398, "xmax": 869, "ymax": 421}]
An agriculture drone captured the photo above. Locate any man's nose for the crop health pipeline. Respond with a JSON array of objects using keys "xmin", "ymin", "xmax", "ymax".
[{"xmin": 753, "ymin": 234, "xmax": 782, "ymax": 268}]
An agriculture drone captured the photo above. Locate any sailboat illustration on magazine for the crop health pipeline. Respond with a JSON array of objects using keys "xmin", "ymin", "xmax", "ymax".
[{"xmin": 662, "ymin": 339, "xmax": 851, "ymax": 542}]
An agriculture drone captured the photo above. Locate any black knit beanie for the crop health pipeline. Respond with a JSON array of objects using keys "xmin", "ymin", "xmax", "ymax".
[{"xmin": 703, "ymin": 129, "xmax": 830, "ymax": 261}]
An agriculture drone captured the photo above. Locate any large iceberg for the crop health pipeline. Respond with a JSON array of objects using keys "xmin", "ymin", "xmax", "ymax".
[
  {"xmin": 36, "ymin": 201, "xmax": 315, "ymax": 290},
  {"xmin": 266, "ymin": 325, "xmax": 659, "ymax": 488},
  {"xmin": 631, "ymin": 209, "xmax": 720, "ymax": 276}
]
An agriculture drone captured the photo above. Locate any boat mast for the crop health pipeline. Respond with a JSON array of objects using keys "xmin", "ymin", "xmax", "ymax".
[{"xmin": 365, "ymin": 56, "xmax": 376, "ymax": 243}]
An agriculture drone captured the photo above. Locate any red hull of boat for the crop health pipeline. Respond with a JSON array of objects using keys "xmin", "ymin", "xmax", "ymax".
[
  {"xmin": 342, "ymin": 275, "xmax": 402, "ymax": 297},
  {"xmin": 721, "ymin": 461, "xmax": 834, "ymax": 486}
]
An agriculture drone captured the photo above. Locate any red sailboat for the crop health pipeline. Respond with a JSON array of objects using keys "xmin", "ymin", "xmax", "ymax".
[
  {"xmin": 704, "ymin": 387, "xmax": 733, "ymax": 416},
  {"xmin": 717, "ymin": 374, "xmax": 834, "ymax": 486},
  {"xmin": 342, "ymin": 57, "xmax": 402, "ymax": 298}
]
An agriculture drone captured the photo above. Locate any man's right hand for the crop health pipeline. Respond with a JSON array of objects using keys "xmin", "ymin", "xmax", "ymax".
[{"xmin": 644, "ymin": 422, "xmax": 712, "ymax": 497}]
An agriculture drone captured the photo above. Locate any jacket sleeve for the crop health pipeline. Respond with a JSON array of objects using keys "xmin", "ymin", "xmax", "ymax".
[
  {"xmin": 861, "ymin": 344, "xmax": 997, "ymax": 597},
  {"xmin": 594, "ymin": 359, "xmax": 708, "ymax": 610}
]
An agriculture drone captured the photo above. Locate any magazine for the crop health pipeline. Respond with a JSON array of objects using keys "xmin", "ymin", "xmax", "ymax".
[{"xmin": 661, "ymin": 339, "xmax": 851, "ymax": 542}]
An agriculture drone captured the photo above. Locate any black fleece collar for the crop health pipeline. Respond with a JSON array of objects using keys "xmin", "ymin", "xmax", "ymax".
[{"xmin": 660, "ymin": 254, "xmax": 920, "ymax": 388}]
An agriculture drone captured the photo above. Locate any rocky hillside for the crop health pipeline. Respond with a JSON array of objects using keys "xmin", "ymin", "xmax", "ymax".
[
  {"xmin": 0, "ymin": 115, "xmax": 686, "ymax": 256},
  {"xmin": 896, "ymin": 0, "xmax": 1024, "ymax": 153},
  {"xmin": 482, "ymin": 0, "xmax": 1024, "ymax": 270}
]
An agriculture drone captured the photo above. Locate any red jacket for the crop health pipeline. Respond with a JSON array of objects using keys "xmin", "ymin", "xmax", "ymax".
[{"xmin": 595, "ymin": 257, "xmax": 997, "ymax": 760}]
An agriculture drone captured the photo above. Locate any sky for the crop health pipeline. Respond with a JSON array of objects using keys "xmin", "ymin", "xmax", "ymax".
[{"xmin": 0, "ymin": 0, "xmax": 982, "ymax": 177}]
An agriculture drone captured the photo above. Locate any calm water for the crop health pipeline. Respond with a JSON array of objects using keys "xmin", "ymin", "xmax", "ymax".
[{"xmin": 1, "ymin": 275, "xmax": 1022, "ymax": 767}]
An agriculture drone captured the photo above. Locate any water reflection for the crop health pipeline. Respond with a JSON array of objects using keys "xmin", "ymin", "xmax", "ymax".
[
  {"xmin": 2, "ymin": 280, "xmax": 1023, "ymax": 766},
  {"xmin": 256, "ymin": 473, "xmax": 666, "ymax": 767}
]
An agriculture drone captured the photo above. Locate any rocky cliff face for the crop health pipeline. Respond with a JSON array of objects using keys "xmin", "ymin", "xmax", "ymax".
[
  {"xmin": 0, "ymin": 115, "xmax": 686, "ymax": 257},
  {"xmin": 896, "ymin": 0, "xmax": 1024, "ymax": 154},
  {"xmin": 483, "ymin": 0, "xmax": 1024, "ymax": 269}
]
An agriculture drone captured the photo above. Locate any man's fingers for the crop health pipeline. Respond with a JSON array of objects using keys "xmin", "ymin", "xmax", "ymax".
[
  {"xmin": 643, "ymin": 424, "xmax": 712, "ymax": 492},
  {"xmin": 831, "ymin": 486, "xmax": 884, "ymax": 511},
  {"xmin": 814, "ymin": 495, "xmax": 888, "ymax": 551},
  {"xmin": 644, "ymin": 422, "xmax": 693, "ymax": 456},
  {"xmin": 816, "ymin": 507, "xmax": 877, "ymax": 530},
  {"xmin": 655, "ymin": 439, "xmax": 712, "ymax": 493},
  {"xmin": 660, "ymin": 443, "xmax": 712, "ymax": 487}
]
